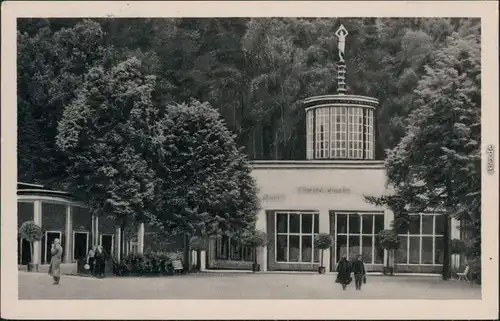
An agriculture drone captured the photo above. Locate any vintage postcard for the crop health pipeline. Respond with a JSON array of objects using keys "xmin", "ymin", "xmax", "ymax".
[{"xmin": 1, "ymin": 1, "xmax": 498, "ymax": 319}]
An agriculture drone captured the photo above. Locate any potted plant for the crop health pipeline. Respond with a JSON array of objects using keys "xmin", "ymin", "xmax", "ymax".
[
  {"xmin": 314, "ymin": 233, "xmax": 333, "ymax": 274},
  {"xmin": 241, "ymin": 230, "xmax": 268, "ymax": 272},
  {"xmin": 18, "ymin": 221, "xmax": 43, "ymax": 272},
  {"xmin": 377, "ymin": 229, "xmax": 400, "ymax": 276}
]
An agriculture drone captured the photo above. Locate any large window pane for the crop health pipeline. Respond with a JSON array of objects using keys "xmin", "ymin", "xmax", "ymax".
[
  {"xmin": 409, "ymin": 215, "xmax": 421, "ymax": 234},
  {"xmin": 435, "ymin": 215, "xmax": 445, "ymax": 235},
  {"xmin": 314, "ymin": 214, "xmax": 319, "ymax": 233},
  {"xmin": 421, "ymin": 236, "xmax": 434, "ymax": 264},
  {"xmin": 421, "ymin": 215, "xmax": 434, "ymax": 234},
  {"xmin": 337, "ymin": 235, "xmax": 347, "ymax": 262},
  {"xmin": 302, "ymin": 214, "xmax": 313, "ymax": 233},
  {"xmin": 362, "ymin": 215, "xmax": 374, "ymax": 234},
  {"xmin": 435, "ymin": 236, "xmax": 444, "ymax": 264},
  {"xmin": 301, "ymin": 236, "xmax": 313, "ymax": 263},
  {"xmin": 289, "ymin": 214, "xmax": 300, "ymax": 233},
  {"xmin": 395, "ymin": 236, "xmax": 408, "ymax": 264},
  {"xmin": 348, "ymin": 214, "xmax": 361, "ymax": 234},
  {"xmin": 362, "ymin": 236, "xmax": 373, "ymax": 263},
  {"xmin": 277, "ymin": 213, "xmax": 288, "ymax": 233},
  {"xmin": 349, "ymin": 235, "xmax": 360, "ymax": 260},
  {"xmin": 337, "ymin": 214, "xmax": 347, "ymax": 234},
  {"xmin": 276, "ymin": 235, "xmax": 287, "ymax": 262},
  {"xmin": 289, "ymin": 235, "xmax": 300, "ymax": 262},
  {"xmin": 230, "ymin": 241, "xmax": 242, "ymax": 260},
  {"xmin": 217, "ymin": 236, "xmax": 229, "ymax": 259},
  {"xmin": 374, "ymin": 214, "xmax": 384, "ymax": 234},
  {"xmin": 409, "ymin": 236, "xmax": 420, "ymax": 264}
]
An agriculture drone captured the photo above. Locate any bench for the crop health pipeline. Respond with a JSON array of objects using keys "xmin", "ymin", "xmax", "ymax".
[
  {"xmin": 171, "ymin": 259, "xmax": 184, "ymax": 273},
  {"xmin": 457, "ymin": 265, "xmax": 469, "ymax": 281}
]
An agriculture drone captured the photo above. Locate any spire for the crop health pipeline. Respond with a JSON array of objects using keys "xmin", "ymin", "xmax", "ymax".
[{"xmin": 335, "ymin": 24, "xmax": 349, "ymax": 95}]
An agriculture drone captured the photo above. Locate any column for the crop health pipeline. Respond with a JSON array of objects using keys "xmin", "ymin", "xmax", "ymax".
[
  {"xmin": 95, "ymin": 215, "xmax": 99, "ymax": 246},
  {"xmin": 450, "ymin": 217, "xmax": 460, "ymax": 269},
  {"xmin": 318, "ymin": 208, "xmax": 331, "ymax": 272},
  {"xmin": 384, "ymin": 209, "xmax": 395, "ymax": 269},
  {"xmin": 199, "ymin": 250, "xmax": 207, "ymax": 271},
  {"xmin": 33, "ymin": 200, "xmax": 42, "ymax": 265},
  {"xmin": 255, "ymin": 211, "xmax": 268, "ymax": 272},
  {"xmin": 64, "ymin": 205, "xmax": 73, "ymax": 263},
  {"xmin": 137, "ymin": 223, "xmax": 145, "ymax": 254},
  {"xmin": 116, "ymin": 226, "xmax": 122, "ymax": 262}
]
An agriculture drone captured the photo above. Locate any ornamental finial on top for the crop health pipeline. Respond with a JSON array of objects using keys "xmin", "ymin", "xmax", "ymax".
[{"xmin": 335, "ymin": 24, "xmax": 349, "ymax": 63}]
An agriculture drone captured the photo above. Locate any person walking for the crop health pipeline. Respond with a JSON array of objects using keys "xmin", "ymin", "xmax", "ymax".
[
  {"xmin": 48, "ymin": 238, "xmax": 63, "ymax": 285},
  {"xmin": 335, "ymin": 256, "xmax": 352, "ymax": 291},
  {"xmin": 94, "ymin": 245, "xmax": 106, "ymax": 278},
  {"xmin": 352, "ymin": 255, "xmax": 367, "ymax": 290},
  {"xmin": 86, "ymin": 246, "xmax": 96, "ymax": 277}
]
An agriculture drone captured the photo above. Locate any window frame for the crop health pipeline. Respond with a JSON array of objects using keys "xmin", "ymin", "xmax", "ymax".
[
  {"xmin": 275, "ymin": 211, "xmax": 319, "ymax": 264},
  {"xmin": 334, "ymin": 212, "xmax": 384, "ymax": 264},
  {"xmin": 396, "ymin": 213, "xmax": 445, "ymax": 266}
]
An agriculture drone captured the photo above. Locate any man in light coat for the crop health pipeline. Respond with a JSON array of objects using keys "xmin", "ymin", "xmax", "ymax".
[{"xmin": 49, "ymin": 238, "xmax": 63, "ymax": 285}]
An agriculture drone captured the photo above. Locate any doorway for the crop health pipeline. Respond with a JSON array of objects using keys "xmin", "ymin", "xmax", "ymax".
[
  {"xmin": 44, "ymin": 231, "xmax": 62, "ymax": 264},
  {"xmin": 73, "ymin": 232, "xmax": 89, "ymax": 261},
  {"xmin": 100, "ymin": 234, "xmax": 114, "ymax": 256},
  {"xmin": 18, "ymin": 237, "xmax": 32, "ymax": 265}
]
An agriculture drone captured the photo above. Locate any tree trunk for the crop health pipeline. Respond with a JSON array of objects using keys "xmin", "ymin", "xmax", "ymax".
[
  {"xmin": 183, "ymin": 233, "xmax": 191, "ymax": 271},
  {"xmin": 29, "ymin": 240, "xmax": 34, "ymax": 264},
  {"xmin": 442, "ymin": 215, "xmax": 451, "ymax": 280}
]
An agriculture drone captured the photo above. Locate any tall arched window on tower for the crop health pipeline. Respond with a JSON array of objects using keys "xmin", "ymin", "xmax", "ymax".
[
  {"xmin": 306, "ymin": 110, "xmax": 314, "ymax": 159},
  {"xmin": 330, "ymin": 107, "xmax": 347, "ymax": 158},
  {"xmin": 364, "ymin": 109, "xmax": 374, "ymax": 159},
  {"xmin": 315, "ymin": 108, "xmax": 329, "ymax": 159},
  {"xmin": 348, "ymin": 107, "xmax": 364, "ymax": 159}
]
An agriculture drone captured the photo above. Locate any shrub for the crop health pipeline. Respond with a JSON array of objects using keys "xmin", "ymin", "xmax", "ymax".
[
  {"xmin": 450, "ymin": 238, "xmax": 467, "ymax": 255},
  {"xmin": 112, "ymin": 251, "xmax": 183, "ymax": 276},
  {"xmin": 314, "ymin": 233, "xmax": 333, "ymax": 268},
  {"xmin": 18, "ymin": 221, "xmax": 42, "ymax": 264},
  {"xmin": 377, "ymin": 229, "xmax": 400, "ymax": 250}
]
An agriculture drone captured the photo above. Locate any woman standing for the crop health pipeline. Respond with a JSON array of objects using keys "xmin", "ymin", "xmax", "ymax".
[
  {"xmin": 48, "ymin": 238, "xmax": 63, "ymax": 285},
  {"xmin": 94, "ymin": 245, "xmax": 106, "ymax": 278},
  {"xmin": 335, "ymin": 256, "xmax": 352, "ymax": 291},
  {"xmin": 86, "ymin": 246, "xmax": 96, "ymax": 277}
]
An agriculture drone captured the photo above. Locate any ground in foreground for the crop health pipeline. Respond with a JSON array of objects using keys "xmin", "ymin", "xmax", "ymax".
[{"xmin": 18, "ymin": 271, "xmax": 481, "ymax": 300}]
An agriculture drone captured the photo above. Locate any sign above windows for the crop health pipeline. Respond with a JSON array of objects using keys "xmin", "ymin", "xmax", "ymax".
[{"xmin": 297, "ymin": 186, "xmax": 351, "ymax": 194}]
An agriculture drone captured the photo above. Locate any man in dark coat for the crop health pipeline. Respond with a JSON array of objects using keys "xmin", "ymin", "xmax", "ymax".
[
  {"xmin": 335, "ymin": 256, "xmax": 352, "ymax": 290},
  {"xmin": 351, "ymin": 254, "xmax": 367, "ymax": 290}
]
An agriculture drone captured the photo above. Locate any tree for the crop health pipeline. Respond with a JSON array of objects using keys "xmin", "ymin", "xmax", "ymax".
[
  {"xmin": 17, "ymin": 19, "xmax": 113, "ymax": 187},
  {"xmin": 366, "ymin": 30, "xmax": 480, "ymax": 280},
  {"xmin": 376, "ymin": 229, "xmax": 400, "ymax": 275},
  {"xmin": 151, "ymin": 99, "xmax": 260, "ymax": 269},
  {"xmin": 314, "ymin": 233, "xmax": 333, "ymax": 273},
  {"xmin": 18, "ymin": 221, "xmax": 43, "ymax": 270},
  {"xmin": 240, "ymin": 230, "xmax": 268, "ymax": 272},
  {"xmin": 56, "ymin": 57, "xmax": 158, "ymax": 258}
]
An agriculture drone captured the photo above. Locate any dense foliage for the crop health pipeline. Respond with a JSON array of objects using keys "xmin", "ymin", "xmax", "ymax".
[
  {"xmin": 367, "ymin": 26, "xmax": 481, "ymax": 280},
  {"xmin": 18, "ymin": 221, "xmax": 43, "ymax": 264},
  {"xmin": 18, "ymin": 17, "xmax": 480, "ymax": 185},
  {"xmin": 377, "ymin": 229, "xmax": 401, "ymax": 250}
]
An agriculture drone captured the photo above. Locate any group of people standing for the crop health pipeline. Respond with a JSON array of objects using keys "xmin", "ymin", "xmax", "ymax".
[
  {"xmin": 47, "ymin": 239, "xmax": 108, "ymax": 285},
  {"xmin": 85, "ymin": 245, "xmax": 107, "ymax": 278},
  {"xmin": 336, "ymin": 254, "xmax": 367, "ymax": 291}
]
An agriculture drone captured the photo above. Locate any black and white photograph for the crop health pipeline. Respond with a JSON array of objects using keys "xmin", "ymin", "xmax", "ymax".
[{"xmin": 1, "ymin": 1, "xmax": 498, "ymax": 319}]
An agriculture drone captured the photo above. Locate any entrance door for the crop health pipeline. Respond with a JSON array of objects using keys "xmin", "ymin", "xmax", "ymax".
[
  {"xmin": 18, "ymin": 237, "xmax": 32, "ymax": 265},
  {"xmin": 45, "ymin": 231, "xmax": 62, "ymax": 264},
  {"xmin": 100, "ymin": 234, "xmax": 113, "ymax": 256},
  {"xmin": 73, "ymin": 232, "xmax": 89, "ymax": 261}
]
